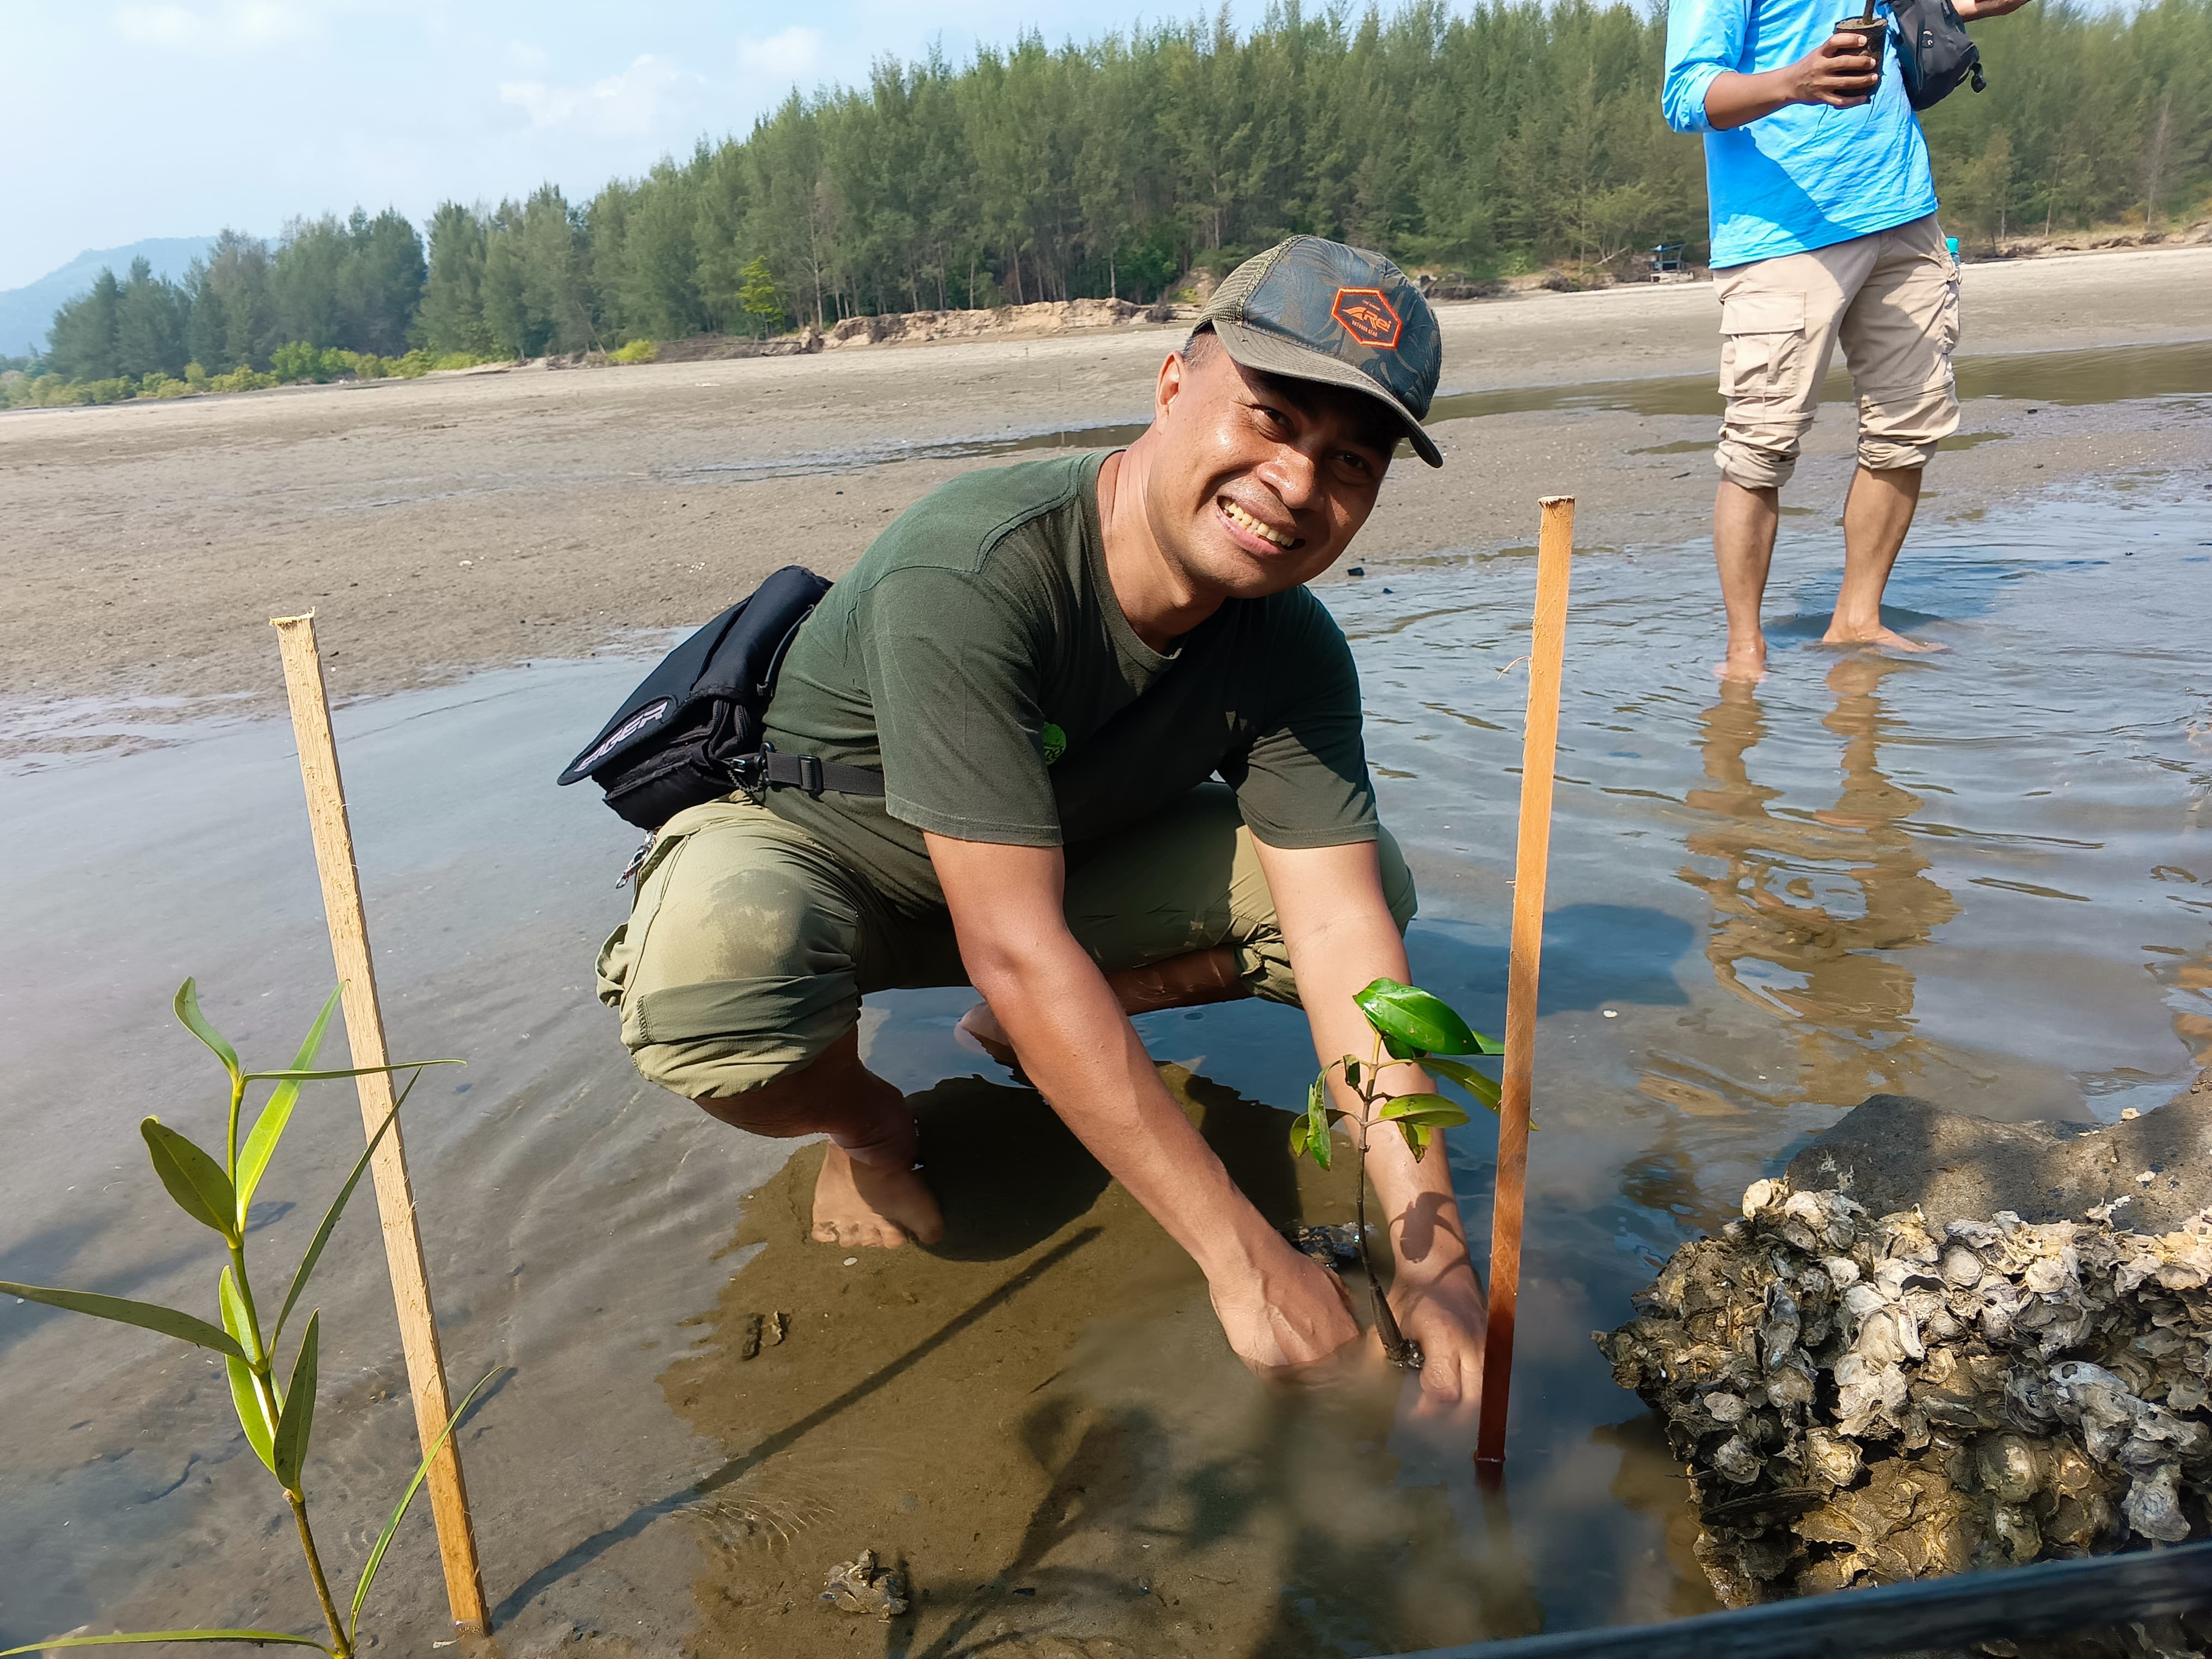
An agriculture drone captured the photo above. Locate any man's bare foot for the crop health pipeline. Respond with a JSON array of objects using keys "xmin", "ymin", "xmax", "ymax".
[
  {"xmin": 1713, "ymin": 641, "xmax": 1768, "ymax": 682},
  {"xmin": 1820, "ymin": 622, "xmax": 1946, "ymax": 656},
  {"xmin": 812, "ymin": 1143, "xmax": 944, "ymax": 1249},
  {"xmin": 954, "ymin": 1002, "xmax": 1022, "ymax": 1073}
]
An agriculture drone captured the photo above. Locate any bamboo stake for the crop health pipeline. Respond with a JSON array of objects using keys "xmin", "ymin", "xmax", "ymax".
[
  {"xmin": 1476, "ymin": 496, "xmax": 1575, "ymax": 1472},
  {"xmin": 270, "ymin": 612, "xmax": 490, "ymax": 1635}
]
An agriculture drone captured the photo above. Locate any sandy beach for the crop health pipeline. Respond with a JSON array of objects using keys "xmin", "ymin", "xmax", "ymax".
[{"xmin": 3, "ymin": 244, "xmax": 2208, "ymax": 728}]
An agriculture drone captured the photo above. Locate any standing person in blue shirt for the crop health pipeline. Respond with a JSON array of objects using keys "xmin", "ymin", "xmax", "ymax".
[{"xmin": 1663, "ymin": 0, "xmax": 2030, "ymax": 679}]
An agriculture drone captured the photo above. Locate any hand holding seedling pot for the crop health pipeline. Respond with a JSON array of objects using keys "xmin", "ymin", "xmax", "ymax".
[{"xmin": 1809, "ymin": 15, "xmax": 1886, "ymax": 105}]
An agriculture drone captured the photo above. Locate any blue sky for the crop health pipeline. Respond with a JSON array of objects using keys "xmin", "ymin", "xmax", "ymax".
[{"xmin": 1, "ymin": 0, "xmax": 1276, "ymax": 291}]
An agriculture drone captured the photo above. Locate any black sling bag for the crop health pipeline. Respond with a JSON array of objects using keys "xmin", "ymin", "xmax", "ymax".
[
  {"xmin": 556, "ymin": 564, "xmax": 884, "ymax": 832},
  {"xmin": 1888, "ymin": 0, "xmax": 1986, "ymax": 109}
]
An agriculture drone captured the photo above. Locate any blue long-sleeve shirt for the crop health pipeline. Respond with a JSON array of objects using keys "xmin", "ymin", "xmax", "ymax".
[{"xmin": 1663, "ymin": 0, "xmax": 1938, "ymax": 268}]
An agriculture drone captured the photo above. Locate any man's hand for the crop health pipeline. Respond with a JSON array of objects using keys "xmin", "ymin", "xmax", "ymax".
[
  {"xmin": 1390, "ymin": 1254, "xmax": 1487, "ymax": 1416},
  {"xmin": 1952, "ymin": 0, "xmax": 2032, "ymax": 19},
  {"xmin": 1702, "ymin": 32, "xmax": 1880, "ymax": 129},
  {"xmin": 1789, "ymin": 32, "xmax": 1883, "ymax": 106},
  {"xmin": 1209, "ymin": 1238, "xmax": 1363, "ymax": 1382}
]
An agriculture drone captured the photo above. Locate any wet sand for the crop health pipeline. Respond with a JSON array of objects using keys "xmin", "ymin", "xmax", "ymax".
[{"xmin": 1, "ymin": 245, "xmax": 2208, "ymax": 732}]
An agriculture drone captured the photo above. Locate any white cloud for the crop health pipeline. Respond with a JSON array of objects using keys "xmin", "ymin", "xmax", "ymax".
[
  {"xmin": 736, "ymin": 26, "xmax": 825, "ymax": 84},
  {"xmin": 497, "ymin": 54, "xmax": 686, "ymax": 137},
  {"xmin": 112, "ymin": 1, "xmax": 315, "ymax": 51}
]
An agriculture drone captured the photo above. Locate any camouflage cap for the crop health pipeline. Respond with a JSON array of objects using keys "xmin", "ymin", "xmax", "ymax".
[{"xmin": 1195, "ymin": 236, "xmax": 1444, "ymax": 468}]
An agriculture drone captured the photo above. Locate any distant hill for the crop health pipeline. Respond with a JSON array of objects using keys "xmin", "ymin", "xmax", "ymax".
[{"xmin": 0, "ymin": 236, "xmax": 220, "ymax": 358}]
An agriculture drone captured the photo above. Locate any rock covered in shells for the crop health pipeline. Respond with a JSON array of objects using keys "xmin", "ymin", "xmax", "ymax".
[{"xmin": 1597, "ymin": 1179, "xmax": 2212, "ymax": 1610}]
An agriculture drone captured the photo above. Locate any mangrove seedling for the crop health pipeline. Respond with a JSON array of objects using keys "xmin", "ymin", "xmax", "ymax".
[
  {"xmin": 0, "ymin": 980, "xmax": 494, "ymax": 1659},
  {"xmin": 1288, "ymin": 976, "xmax": 1505, "ymax": 1368}
]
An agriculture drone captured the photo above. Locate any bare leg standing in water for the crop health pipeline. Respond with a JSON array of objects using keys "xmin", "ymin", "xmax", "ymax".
[{"xmin": 1714, "ymin": 462, "xmax": 1944, "ymax": 680}]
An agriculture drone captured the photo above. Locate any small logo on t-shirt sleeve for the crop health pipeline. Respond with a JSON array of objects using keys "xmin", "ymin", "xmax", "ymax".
[{"xmin": 1040, "ymin": 722, "xmax": 1068, "ymax": 765}]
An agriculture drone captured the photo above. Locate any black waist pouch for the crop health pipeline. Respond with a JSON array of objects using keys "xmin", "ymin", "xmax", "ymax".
[
  {"xmin": 558, "ymin": 566, "xmax": 881, "ymax": 831},
  {"xmin": 1889, "ymin": 0, "xmax": 1985, "ymax": 109}
]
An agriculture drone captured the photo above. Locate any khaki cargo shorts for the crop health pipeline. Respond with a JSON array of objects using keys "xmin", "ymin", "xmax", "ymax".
[
  {"xmin": 596, "ymin": 781, "xmax": 1417, "ymax": 1099},
  {"xmin": 1713, "ymin": 213, "xmax": 1961, "ymax": 491}
]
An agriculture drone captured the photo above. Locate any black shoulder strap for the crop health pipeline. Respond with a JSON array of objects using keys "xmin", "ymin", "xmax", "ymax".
[{"xmin": 752, "ymin": 749, "xmax": 887, "ymax": 797}]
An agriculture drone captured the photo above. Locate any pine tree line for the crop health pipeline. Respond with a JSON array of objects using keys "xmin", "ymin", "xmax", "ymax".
[{"xmin": 16, "ymin": 0, "xmax": 2209, "ymax": 392}]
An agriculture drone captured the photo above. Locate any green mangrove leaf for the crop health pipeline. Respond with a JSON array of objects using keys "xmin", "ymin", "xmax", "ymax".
[
  {"xmin": 1417, "ymin": 1059, "xmax": 1535, "ymax": 1127},
  {"xmin": 224, "ymin": 1354, "xmax": 276, "ymax": 1472},
  {"xmin": 1304, "ymin": 1070, "xmax": 1332, "ymax": 1173},
  {"xmin": 1421, "ymin": 1058, "xmax": 1503, "ymax": 1111},
  {"xmin": 1397, "ymin": 1121, "xmax": 1435, "ymax": 1160},
  {"xmin": 1342, "ymin": 1055, "xmax": 1362, "ymax": 1091},
  {"xmin": 272, "ymin": 1312, "xmax": 319, "ymax": 1489},
  {"xmin": 1377, "ymin": 1093, "xmax": 1472, "ymax": 1128},
  {"xmin": 216, "ymin": 1260, "xmax": 260, "ymax": 1364},
  {"xmin": 173, "ymin": 979, "xmax": 242, "ymax": 1086},
  {"xmin": 219, "ymin": 1269, "xmax": 275, "ymax": 1472},
  {"xmin": 1288, "ymin": 1114, "xmax": 1311, "ymax": 1157},
  {"xmin": 241, "ymin": 1060, "xmax": 460, "ymax": 1083},
  {"xmin": 350, "ymin": 1367, "xmax": 507, "ymax": 1641},
  {"xmin": 1353, "ymin": 978, "xmax": 1484, "ymax": 1056},
  {"xmin": 0, "ymin": 1280, "xmax": 243, "ymax": 1360},
  {"xmin": 0, "ymin": 1630, "xmax": 330, "ymax": 1656},
  {"xmin": 140, "ymin": 1120, "xmax": 238, "ymax": 1242},
  {"xmin": 235, "ymin": 989, "xmax": 341, "ymax": 1227},
  {"xmin": 273, "ymin": 1085, "xmax": 408, "ymax": 1349}
]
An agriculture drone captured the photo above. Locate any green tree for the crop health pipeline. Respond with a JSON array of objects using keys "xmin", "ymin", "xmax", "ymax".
[
  {"xmin": 419, "ymin": 202, "xmax": 495, "ymax": 354},
  {"xmin": 736, "ymin": 254, "xmax": 786, "ymax": 334},
  {"xmin": 46, "ymin": 267, "xmax": 122, "ymax": 381},
  {"xmin": 186, "ymin": 231, "xmax": 277, "ymax": 370},
  {"xmin": 114, "ymin": 257, "xmax": 190, "ymax": 380}
]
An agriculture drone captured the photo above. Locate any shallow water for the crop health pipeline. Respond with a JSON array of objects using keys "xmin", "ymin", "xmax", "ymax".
[
  {"xmin": 662, "ymin": 337, "xmax": 2212, "ymax": 481},
  {"xmin": 1, "ymin": 469, "xmax": 2208, "ymax": 1656}
]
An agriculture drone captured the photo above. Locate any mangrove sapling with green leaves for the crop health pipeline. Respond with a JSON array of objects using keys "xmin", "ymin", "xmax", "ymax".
[
  {"xmin": 0, "ymin": 980, "xmax": 496, "ymax": 1659},
  {"xmin": 1289, "ymin": 976, "xmax": 1506, "ymax": 1369}
]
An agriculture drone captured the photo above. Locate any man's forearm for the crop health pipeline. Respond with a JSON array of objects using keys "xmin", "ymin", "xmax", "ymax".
[
  {"xmin": 1701, "ymin": 67, "xmax": 1802, "ymax": 130},
  {"xmin": 970, "ymin": 931, "xmax": 1281, "ymax": 1276}
]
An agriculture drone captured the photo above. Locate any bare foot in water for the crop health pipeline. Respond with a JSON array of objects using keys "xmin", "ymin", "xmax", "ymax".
[
  {"xmin": 954, "ymin": 1002, "xmax": 1023, "ymax": 1073},
  {"xmin": 1821, "ymin": 622, "xmax": 1946, "ymax": 656},
  {"xmin": 1712, "ymin": 642, "xmax": 1768, "ymax": 683},
  {"xmin": 812, "ymin": 1144, "xmax": 944, "ymax": 1249}
]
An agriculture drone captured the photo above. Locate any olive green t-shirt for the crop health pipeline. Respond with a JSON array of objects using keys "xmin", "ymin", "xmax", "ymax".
[{"xmin": 759, "ymin": 450, "xmax": 1377, "ymax": 918}]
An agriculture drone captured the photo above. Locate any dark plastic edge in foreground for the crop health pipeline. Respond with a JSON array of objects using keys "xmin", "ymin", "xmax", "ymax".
[{"xmin": 1386, "ymin": 1538, "xmax": 2212, "ymax": 1659}]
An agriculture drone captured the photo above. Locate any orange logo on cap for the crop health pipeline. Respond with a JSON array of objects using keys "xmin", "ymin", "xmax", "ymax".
[{"xmin": 1331, "ymin": 287, "xmax": 1402, "ymax": 349}]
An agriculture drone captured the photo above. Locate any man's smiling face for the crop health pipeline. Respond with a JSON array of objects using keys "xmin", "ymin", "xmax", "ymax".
[{"xmin": 1144, "ymin": 330, "xmax": 1397, "ymax": 600}]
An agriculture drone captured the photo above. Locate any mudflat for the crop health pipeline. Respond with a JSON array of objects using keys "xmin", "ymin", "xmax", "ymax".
[{"xmin": 2, "ymin": 245, "xmax": 2208, "ymax": 720}]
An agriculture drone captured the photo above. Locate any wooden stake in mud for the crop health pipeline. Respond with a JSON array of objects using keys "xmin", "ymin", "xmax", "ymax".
[
  {"xmin": 270, "ymin": 612, "xmax": 490, "ymax": 1635},
  {"xmin": 1476, "ymin": 496, "xmax": 1575, "ymax": 1474}
]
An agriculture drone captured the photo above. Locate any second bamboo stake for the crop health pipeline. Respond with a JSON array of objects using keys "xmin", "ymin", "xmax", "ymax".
[
  {"xmin": 271, "ymin": 612, "xmax": 491, "ymax": 1634},
  {"xmin": 1476, "ymin": 495, "xmax": 1575, "ymax": 1471}
]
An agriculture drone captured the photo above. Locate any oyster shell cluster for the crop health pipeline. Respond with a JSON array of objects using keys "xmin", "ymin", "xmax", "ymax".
[{"xmin": 1598, "ymin": 1179, "xmax": 2212, "ymax": 1607}]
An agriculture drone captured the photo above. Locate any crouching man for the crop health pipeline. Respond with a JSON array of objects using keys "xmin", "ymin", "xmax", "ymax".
[{"xmin": 597, "ymin": 237, "xmax": 1485, "ymax": 1402}]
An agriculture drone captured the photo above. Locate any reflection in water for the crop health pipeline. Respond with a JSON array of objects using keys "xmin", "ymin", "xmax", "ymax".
[{"xmin": 1678, "ymin": 658, "xmax": 1958, "ymax": 1105}]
